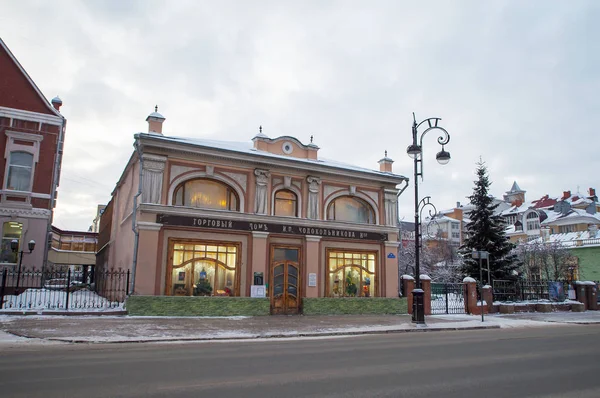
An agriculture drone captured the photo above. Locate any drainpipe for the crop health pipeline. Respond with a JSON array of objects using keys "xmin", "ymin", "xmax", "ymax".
[
  {"xmin": 396, "ymin": 178, "xmax": 409, "ymax": 297},
  {"xmin": 131, "ymin": 138, "xmax": 143, "ymax": 294},
  {"xmin": 44, "ymin": 116, "xmax": 66, "ymax": 272}
]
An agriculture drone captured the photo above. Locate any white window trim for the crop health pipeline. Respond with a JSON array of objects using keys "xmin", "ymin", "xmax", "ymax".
[{"xmin": 3, "ymin": 131, "xmax": 43, "ymax": 193}]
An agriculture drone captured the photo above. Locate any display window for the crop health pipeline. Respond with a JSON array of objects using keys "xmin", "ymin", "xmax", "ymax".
[
  {"xmin": 327, "ymin": 249, "xmax": 376, "ymax": 297},
  {"xmin": 167, "ymin": 241, "xmax": 239, "ymax": 296}
]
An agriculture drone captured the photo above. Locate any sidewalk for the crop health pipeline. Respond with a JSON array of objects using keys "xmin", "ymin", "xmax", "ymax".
[{"xmin": 3, "ymin": 312, "xmax": 599, "ymax": 345}]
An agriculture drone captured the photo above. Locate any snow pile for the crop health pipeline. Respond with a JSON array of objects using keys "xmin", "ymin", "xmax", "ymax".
[{"xmin": 1, "ymin": 288, "xmax": 124, "ymax": 311}]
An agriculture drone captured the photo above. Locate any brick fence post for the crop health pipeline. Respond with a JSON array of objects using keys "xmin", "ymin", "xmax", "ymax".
[
  {"xmin": 585, "ymin": 282, "xmax": 598, "ymax": 311},
  {"xmin": 401, "ymin": 275, "xmax": 415, "ymax": 314},
  {"xmin": 575, "ymin": 281, "xmax": 588, "ymax": 310},
  {"xmin": 420, "ymin": 275, "xmax": 432, "ymax": 316},
  {"xmin": 463, "ymin": 277, "xmax": 477, "ymax": 315},
  {"xmin": 482, "ymin": 284, "xmax": 493, "ymax": 313}
]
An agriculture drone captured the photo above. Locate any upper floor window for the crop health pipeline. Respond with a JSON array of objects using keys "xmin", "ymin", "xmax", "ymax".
[
  {"xmin": 0, "ymin": 222, "xmax": 22, "ymax": 263},
  {"xmin": 173, "ymin": 179, "xmax": 239, "ymax": 211},
  {"xmin": 451, "ymin": 223, "xmax": 459, "ymax": 230},
  {"xmin": 6, "ymin": 151, "xmax": 33, "ymax": 191},
  {"xmin": 559, "ymin": 225, "xmax": 576, "ymax": 234},
  {"xmin": 327, "ymin": 196, "xmax": 375, "ymax": 224},
  {"xmin": 526, "ymin": 212, "xmax": 540, "ymax": 231},
  {"xmin": 274, "ymin": 190, "xmax": 298, "ymax": 217}
]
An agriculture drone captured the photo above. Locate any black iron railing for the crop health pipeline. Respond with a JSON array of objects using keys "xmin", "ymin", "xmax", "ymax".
[
  {"xmin": 492, "ymin": 280, "xmax": 570, "ymax": 302},
  {"xmin": 430, "ymin": 282, "xmax": 467, "ymax": 314},
  {"xmin": 0, "ymin": 267, "xmax": 130, "ymax": 311}
]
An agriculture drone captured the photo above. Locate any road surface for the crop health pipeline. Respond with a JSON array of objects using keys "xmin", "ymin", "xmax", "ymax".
[{"xmin": 1, "ymin": 325, "xmax": 599, "ymax": 397}]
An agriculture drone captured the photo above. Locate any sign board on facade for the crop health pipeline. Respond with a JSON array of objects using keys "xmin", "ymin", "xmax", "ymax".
[
  {"xmin": 387, "ymin": 253, "xmax": 396, "ymax": 259},
  {"xmin": 250, "ymin": 285, "xmax": 266, "ymax": 298},
  {"xmin": 156, "ymin": 214, "xmax": 388, "ymax": 241},
  {"xmin": 308, "ymin": 273, "xmax": 317, "ymax": 287}
]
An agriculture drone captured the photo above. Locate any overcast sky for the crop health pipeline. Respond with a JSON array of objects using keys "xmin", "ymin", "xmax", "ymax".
[{"xmin": 2, "ymin": 0, "xmax": 598, "ymax": 231}]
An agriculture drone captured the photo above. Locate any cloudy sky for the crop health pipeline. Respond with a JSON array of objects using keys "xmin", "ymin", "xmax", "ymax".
[{"xmin": 2, "ymin": 0, "xmax": 598, "ymax": 231}]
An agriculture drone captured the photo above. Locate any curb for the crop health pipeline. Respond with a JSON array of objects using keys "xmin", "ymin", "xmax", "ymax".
[{"xmin": 40, "ymin": 324, "xmax": 501, "ymax": 344}]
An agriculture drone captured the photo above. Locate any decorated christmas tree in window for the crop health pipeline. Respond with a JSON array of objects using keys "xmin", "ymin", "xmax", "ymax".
[{"xmin": 194, "ymin": 268, "xmax": 213, "ymax": 296}]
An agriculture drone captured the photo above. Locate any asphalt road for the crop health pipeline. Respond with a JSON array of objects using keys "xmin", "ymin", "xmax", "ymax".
[{"xmin": 1, "ymin": 325, "xmax": 599, "ymax": 398}]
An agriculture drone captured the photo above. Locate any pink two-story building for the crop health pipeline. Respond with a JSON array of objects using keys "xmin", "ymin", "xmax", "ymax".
[{"xmin": 99, "ymin": 110, "xmax": 406, "ymax": 314}]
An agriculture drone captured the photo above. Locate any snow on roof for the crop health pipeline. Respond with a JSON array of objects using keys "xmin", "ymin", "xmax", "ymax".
[
  {"xmin": 540, "ymin": 208, "xmax": 600, "ymax": 225},
  {"xmin": 139, "ymin": 133, "xmax": 407, "ymax": 180},
  {"xmin": 147, "ymin": 111, "xmax": 165, "ymax": 119},
  {"xmin": 527, "ymin": 230, "xmax": 600, "ymax": 247}
]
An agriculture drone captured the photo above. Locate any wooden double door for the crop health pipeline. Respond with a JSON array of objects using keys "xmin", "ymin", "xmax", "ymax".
[{"xmin": 270, "ymin": 246, "xmax": 301, "ymax": 315}]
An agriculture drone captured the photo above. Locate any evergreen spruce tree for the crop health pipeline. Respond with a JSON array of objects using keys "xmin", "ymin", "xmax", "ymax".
[{"xmin": 459, "ymin": 161, "xmax": 520, "ymax": 281}]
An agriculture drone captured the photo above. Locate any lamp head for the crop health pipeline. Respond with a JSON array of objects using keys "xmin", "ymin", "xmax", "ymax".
[
  {"xmin": 406, "ymin": 144, "xmax": 422, "ymax": 159},
  {"xmin": 28, "ymin": 240, "xmax": 35, "ymax": 253},
  {"xmin": 10, "ymin": 239, "xmax": 18, "ymax": 252},
  {"xmin": 436, "ymin": 146, "xmax": 451, "ymax": 165}
]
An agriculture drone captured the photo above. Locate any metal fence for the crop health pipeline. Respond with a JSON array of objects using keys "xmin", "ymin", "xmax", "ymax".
[
  {"xmin": 0, "ymin": 267, "xmax": 130, "ymax": 311},
  {"xmin": 431, "ymin": 283, "xmax": 467, "ymax": 314},
  {"xmin": 492, "ymin": 279, "xmax": 570, "ymax": 302}
]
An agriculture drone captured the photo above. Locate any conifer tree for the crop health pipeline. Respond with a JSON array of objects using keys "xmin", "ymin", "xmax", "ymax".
[{"xmin": 459, "ymin": 161, "xmax": 520, "ymax": 281}]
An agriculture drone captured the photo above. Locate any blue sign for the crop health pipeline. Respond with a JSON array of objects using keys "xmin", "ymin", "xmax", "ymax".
[{"xmin": 387, "ymin": 253, "xmax": 396, "ymax": 259}]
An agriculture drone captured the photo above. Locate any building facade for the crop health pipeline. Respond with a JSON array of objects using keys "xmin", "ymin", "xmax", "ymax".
[
  {"xmin": 0, "ymin": 38, "xmax": 66, "ymax": 272},
  {"xmin": 48, "ymin": 226, "xmax": 97, "ymax": 279},
  {"xmin": 100, "ymin": 110, "xmax": 407, "ymax": 314}
]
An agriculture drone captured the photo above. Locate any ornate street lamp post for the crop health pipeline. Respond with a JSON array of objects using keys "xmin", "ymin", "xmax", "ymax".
[
  {"xmin": 11, "ymin": 239, "xmax": 35, "ymax": 294},
  {"xmin": 407, "ymin": 113, "xmax": 451, "ymax": 324}
]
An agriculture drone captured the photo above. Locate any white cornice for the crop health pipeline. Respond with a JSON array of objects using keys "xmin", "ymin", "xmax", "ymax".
[
  {"xmin": 137, "ymin": 221, "xmax": 163, "ymax": 231},
  {"xmin": 0, "ymin": 106, "xmax": 63, "ymax": 126},
  {"xmin": 305, "ymin": 235, "xmax": 322, "ymax": 242},
  {"xmin": 0, "ymin": 206, "xmax": 51, "ymax": 219}
]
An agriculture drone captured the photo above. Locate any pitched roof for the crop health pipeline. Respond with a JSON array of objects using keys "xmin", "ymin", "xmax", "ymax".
[
  {"xmin": 0, "ymin": 38, "xmax": 62, "ymax": 117},
  {"xmin": 507, "ymin": 181, "xmax": 524, "ymax": 193}
]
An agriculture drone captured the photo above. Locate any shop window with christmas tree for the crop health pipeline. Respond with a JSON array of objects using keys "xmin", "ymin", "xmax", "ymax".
[
  {"xmin": 169, "ymin": 242, "xmax": 238, "ymax": 296},
  {"xmin": 327, "ymin": 250, "xmax": 376, "ymax": 297}
]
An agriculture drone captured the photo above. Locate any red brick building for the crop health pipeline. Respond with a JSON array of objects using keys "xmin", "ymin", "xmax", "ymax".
[{"xmin": 0, "ymin": 38, "xmax": 66, "ymax": 271}]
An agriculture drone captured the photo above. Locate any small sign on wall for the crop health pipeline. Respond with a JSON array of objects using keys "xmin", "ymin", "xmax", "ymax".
[
  {"xmin": 251, "ymin": 285, "xmax": 266, "ymax": 298},
  {"xmin": 308, "ymin": 273, "xmax": 317, "ymax": 287},
  {"xmin": 387, "ymin": 253, "xmax": 396, "ymax": 259}
]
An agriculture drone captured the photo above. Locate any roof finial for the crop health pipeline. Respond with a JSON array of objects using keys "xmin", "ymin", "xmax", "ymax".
[
  {"xmin": 385, "ymin": 150, "xmax": 388, "ymax": 157},
  {"xmin": 310, "ymin": 135, "xmax": 313, "ymax": 143},
  {"xmin": 259, "ymin": 125, "xmax": 262, "ymax": 134},
  {"xmin": 155, "ymin": 105, "xmax": 158, "ymax": 112}
]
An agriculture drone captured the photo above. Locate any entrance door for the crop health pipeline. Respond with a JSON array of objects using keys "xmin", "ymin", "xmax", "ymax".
[{"xmin": 270, "ymin": 247, "xmax": 300, "ymax": 315}]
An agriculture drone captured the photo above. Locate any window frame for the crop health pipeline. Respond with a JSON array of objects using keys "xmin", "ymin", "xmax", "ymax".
[
  {"xmin": 6, "ymin": 151, "xmax": 34, "ymax": 192},
  {"xmin": 172, "ymin": 178, "xmax": 240, "ymax": 211},
  {"xmin": 273, "ymin": 189, "xmax": 298, "ymax": 217},
  {"xmin": 325, "ymin": 248, "xmax": 378, "ymax": 298},
  {"xmin": 166, "ymin": 239, "xmax": 241, "ymax": 297},
  {"xmin": 3, "ymin": 131, "xmax": 43, "ymax": 194},
  {"xmin": 0, "ymin": 221, "xmax": 23, "ymax": 264},
  {"xmin": 326, "ymin": 196, "xmax": 376, "ymax": 225}
]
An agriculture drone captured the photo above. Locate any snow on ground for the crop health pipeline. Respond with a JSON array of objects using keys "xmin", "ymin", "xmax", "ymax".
[{"xmin": 1, "ymin": 288, "xmax": 124, "ymax": 311}]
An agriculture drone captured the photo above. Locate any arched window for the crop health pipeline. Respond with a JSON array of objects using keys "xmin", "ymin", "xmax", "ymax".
[
  {"xmin": 173, "ymin": 179, "xmax": 239, "ymax": 211},
  {"xmin": 327, "ymin": 196, "xmax": 375, "ymax": 224},
  {"xmin": 274, "ymin": 190, "xmax": 298, "ymax": 217},
  {"xmin": 7, "ymin": 151, "xmax": 33, "ymax": 191},
  {"xmin": 526, "ymin": 212, "xmax": 540, "ymax": 231}
]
